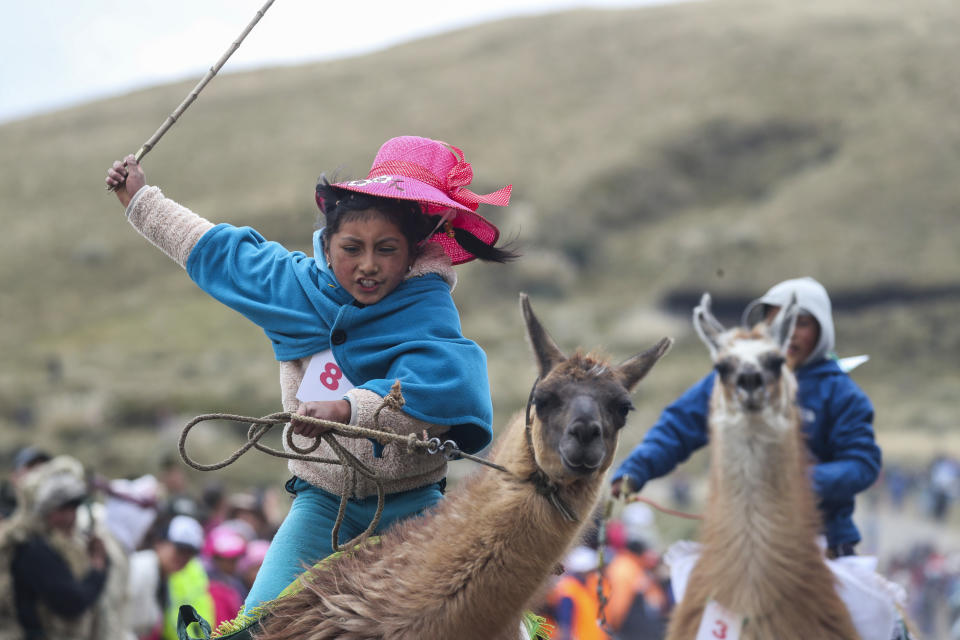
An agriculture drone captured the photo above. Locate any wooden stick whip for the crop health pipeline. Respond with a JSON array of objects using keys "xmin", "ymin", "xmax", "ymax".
[{"xmin": 109, "ymin": 0, "xmax": 277, "ymax": 188}]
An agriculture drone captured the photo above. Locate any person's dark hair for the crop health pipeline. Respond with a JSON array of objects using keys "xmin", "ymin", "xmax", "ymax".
[
  {"xmin": 13, "ymin": 446, "xmax": 52, "ymax": 472},
  {"xmin": 316, "ymin": 176, "xmax": 519, "ymax": 263},
  {"xmin": 201, "ymin": 480, "xmax": 225, "ymax": 510},
  {"xmin": 143, "ymin": 514, "xmax": 171, "ymax": 549},
  {"xmin": 625, "ymin": 537, "xmax": 649, "ymax": 555}
]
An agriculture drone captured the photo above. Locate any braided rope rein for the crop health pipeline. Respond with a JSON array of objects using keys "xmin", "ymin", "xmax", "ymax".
[
  {"xmin": 177, "ymin": 382, "xmax": 507, "ymax": 553},
  {"xmin": 180, "ymin": 380, "xmax": 700, "ymax": 628},
  {"xmin": 593, "ymin": 483, "xmax": 702, "ymax": 631}
]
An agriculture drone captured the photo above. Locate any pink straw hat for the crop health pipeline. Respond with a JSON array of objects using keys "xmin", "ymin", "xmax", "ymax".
[{"xmin": 324, "ymin": 136, "xmax": 512, "ymax": 265}]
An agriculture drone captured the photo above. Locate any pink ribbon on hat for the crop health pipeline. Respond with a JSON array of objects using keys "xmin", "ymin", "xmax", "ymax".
[
  {"xmin": 368, "ymin": 142, "xmax": 511, "ymax": 211},
  {"xmin": 442, "ymin": 143, "xmax": 512, "ymax": 208}
]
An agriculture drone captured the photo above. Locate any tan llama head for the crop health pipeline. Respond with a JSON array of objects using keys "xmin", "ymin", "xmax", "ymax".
[
  {"xmin": 693, "ymin": 292, "xmax": 799, "ymax": 415},
  {"xmin": 521, "ymin": 293, "xmax": 672, "ymax": 485}
]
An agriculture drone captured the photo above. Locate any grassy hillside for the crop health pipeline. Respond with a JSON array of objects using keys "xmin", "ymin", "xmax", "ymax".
[{"xmin": 1, "ymin": 0, "xmax": 958, "ymax": 486}]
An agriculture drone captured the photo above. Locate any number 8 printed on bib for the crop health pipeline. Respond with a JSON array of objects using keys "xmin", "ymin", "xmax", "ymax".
[{"xmin": 297, "ymin": 349, "xmax": 356, "ymax": 402}]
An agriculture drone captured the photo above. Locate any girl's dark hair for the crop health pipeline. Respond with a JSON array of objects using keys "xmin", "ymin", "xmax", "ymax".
[{"xmin": 316, "ymin": 176, "xmax": 519, "ymax": 263}]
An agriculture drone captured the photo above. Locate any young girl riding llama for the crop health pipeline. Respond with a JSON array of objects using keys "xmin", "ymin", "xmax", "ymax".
[{"xmin": 105, "ymin": 135, "xmax": 518, "ymax": 613}]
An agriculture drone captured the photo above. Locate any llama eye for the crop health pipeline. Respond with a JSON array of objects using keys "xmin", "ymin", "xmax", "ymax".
[
  {"xmin": 715, "ymin": 360, "xmax": 734, "ymax": 378},
  {"xmin": 764, "ymin": 355, "xmax": 786, "ymax": 373},
  {"xmin": 617, "ymin": 401, "xmax": 635, "ymax": 420},
  {"xmin": 534, "ymin": 390, "xmax": 556, "ymax": 411}
]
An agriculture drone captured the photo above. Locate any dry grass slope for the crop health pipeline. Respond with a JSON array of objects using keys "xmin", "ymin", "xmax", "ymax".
[{"xmin": 0, "ymin": 0, "xmax": 957, "ymax": 482}]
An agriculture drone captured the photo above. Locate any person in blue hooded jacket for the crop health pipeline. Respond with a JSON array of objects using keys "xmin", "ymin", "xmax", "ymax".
[
  {"xmin": 105, "ymin": 136, "xmax": 518, "ymax": 611},
  {"xmin": 611, "ymin": 277, "xmax": 881, "ymax": 558}
]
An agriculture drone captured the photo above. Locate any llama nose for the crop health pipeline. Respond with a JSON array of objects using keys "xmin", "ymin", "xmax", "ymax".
[
  {"xmin": 569, "ymin": 419, "xmax": 602, "ymax": 445},
  {"xmin": 568, "ymin": 396, "xmax": 602, "ymax": 444},
  {"xmin": 737, "ymin": 370, "xmax": 764, "ymax": 392}
]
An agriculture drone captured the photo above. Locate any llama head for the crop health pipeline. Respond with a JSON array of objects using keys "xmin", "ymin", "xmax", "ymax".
[
  {"xmin": 693, "ymin": 292, "xmax": 799, "ymax": 414},
  {"xmin": 521, "ymin": 293, "xmax": 672, "ymax": 484}
]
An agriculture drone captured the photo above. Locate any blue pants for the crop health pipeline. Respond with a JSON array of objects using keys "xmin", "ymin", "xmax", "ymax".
[{"xmin": 243, "ymin": 477, "xmax": 443, "ymax": 611}]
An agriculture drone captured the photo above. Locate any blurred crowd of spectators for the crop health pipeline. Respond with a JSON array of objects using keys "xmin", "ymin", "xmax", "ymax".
[
  {"xmin": 877, "ymin": 455, "xmax": 960, "ymax": 639},
  {"xmin": 880, "ymin": 456, "xmax": 960, "ymax": 522},
  {"xmin": 886, "ymin": 543, "xmax": 960, "ymax": 639},
  {"xmin": 0, "ymin": 447, "xmax": 279, "ymax": 640},
  {"xmin": 538, "ymin": 453, "xmax": 960, "ymax": 640},
  {"xmin": 3, "ymin": 445, "xmax": 959, "ymax": 640}
]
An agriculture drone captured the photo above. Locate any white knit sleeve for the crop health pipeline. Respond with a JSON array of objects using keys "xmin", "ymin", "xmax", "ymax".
[{"xmin": 124, "ymin": 186, "xmax": 215, "ymax": 268}]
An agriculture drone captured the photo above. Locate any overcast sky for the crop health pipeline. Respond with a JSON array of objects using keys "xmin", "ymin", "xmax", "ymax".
[{"xmin": 1, "ymin": 0, "xmax": 690, "ymax": 124}]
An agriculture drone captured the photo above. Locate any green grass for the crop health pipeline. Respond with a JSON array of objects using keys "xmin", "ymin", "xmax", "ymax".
[{"xmin": 1, "ymin": 0, "xmax": 958, "ymax": 486}]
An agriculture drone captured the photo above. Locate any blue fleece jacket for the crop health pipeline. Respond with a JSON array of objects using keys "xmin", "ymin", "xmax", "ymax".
[
  {"xmin": 612, "ymin": 358, "xmax": 881, "ymax": 548},
  {"xmin": 185, "ymin": 224, "xmax": 493, "ymax": 454}
]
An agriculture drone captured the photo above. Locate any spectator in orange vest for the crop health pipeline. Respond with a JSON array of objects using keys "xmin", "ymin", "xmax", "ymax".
[
  {"xmin": 548, "ymin": 546, "xmax": 609, "ymax": 640},
  {"xmin": 603, "ymin": 504, "xmax": 668, "ymax": 638}
]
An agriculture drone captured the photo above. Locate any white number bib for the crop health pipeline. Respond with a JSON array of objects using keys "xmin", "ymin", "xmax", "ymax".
[
  {"xmin": 296, "ymin": 349, "xmax": 356, "ymax": 402},
  {"xmin": 695, "ymin": 600, "xmax": 743, "ymax": 640}
]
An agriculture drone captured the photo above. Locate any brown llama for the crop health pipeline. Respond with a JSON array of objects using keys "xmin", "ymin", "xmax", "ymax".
[
  {"xmin": 251, "ymin": 294, "xmax": 671, "ymax": 640},
  {"xmin": 665, "ymin": 293, "xmax": 861, "ymax": 640}
]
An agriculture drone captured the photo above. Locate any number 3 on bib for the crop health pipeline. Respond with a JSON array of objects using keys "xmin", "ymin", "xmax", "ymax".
[
  {"xmin": 695, "ymin": 601, "xmax": 742, "ymax": 640},
  {"xmin": 297, "ymin": 349, "xmax": 356, "ymax": 402}
]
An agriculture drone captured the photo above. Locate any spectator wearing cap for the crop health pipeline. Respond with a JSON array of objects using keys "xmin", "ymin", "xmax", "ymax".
[
  {"xmin": 126, "ymin": 515, "xmax": 213, "ymax": 640},
  {"xmin": 0, "ymin": 455, "xmax": 110, "ymax": 640},
  {"xmin": 161, "ymin": 516, "xmax": 215, "ymax": 640},
  {"xmin": 0, "ymin": 447, "xmax": 53, "ymax": 520},
  {"xmin": 202, "ymin": 525, "xmax": 248, "ymax": 626}
]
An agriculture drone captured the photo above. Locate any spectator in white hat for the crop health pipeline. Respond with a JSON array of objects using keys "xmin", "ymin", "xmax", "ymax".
[{"xmin": 126, "ymin": 515, "xmax": 214, "ymax": 640}]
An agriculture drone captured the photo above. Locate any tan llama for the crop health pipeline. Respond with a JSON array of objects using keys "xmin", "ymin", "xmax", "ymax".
[
  {"xmin": 252, "ymin": 293, "xmax": 672, "ymax": 640},
  {"xmin": 666, "ymin": 293, "xmax": 862, "ymax": 640}
]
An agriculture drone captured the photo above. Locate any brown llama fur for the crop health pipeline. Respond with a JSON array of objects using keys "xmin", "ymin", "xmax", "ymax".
[
  {"xmin": 254, "ymin": 294, "xmax": 671, "ymax": 640},
  {"xmin": 666, "ymin": 294, "xmax": 860, "ymax": 640}
]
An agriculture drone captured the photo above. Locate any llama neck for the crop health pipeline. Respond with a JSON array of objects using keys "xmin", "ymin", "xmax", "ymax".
[
  {"xmin": 699, "ymin": 401, "xmax": 819, "ymax": 609},
  {"xmin": 711, "ymin": 407, "xmax": 798, "ymax": 498},
  {"xmin": 444, "ymin": 415, "xmax": 601, "ymax": 616}
]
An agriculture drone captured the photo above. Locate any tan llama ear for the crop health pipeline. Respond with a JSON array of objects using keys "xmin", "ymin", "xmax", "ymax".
[
  {"xmin": 693, "ymin": 292, "xmax": 724, "ymax": 359},
  {"xmin": 617, "ymin": 336, "xmax": 673, "ymax": 391},
  {"xmin": 520, "ymin": 292, "xmax": 566, "ymax": 378},
  {"xmin": 769, "ymin": 292, "xmax": 800, "ymax": 354}
]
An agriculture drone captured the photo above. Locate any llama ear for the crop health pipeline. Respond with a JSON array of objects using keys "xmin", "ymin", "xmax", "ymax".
[
  {"xmin": 692, "ymin": 293, "xmax": 724, "ymax": 359},
  {"xmin": 769, "ymin": 292, "xmax": 799, "ymax": 353},
  {"xmin": 520, "ymin": 292, "xmax": 566, "ymax": 377},
  {"xmin": 617, "ymin": 337, "xmax": 673, "ymax": 391}
]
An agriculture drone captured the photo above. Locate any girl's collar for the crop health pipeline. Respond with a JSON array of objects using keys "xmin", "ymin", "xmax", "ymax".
[
  {"xmin": 408, "ymin": 242, "xmax": 457, "ymax": 292},
  {"xmin": 313, "ymin": 228, "xmax": 329, "ymax": 272}
]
